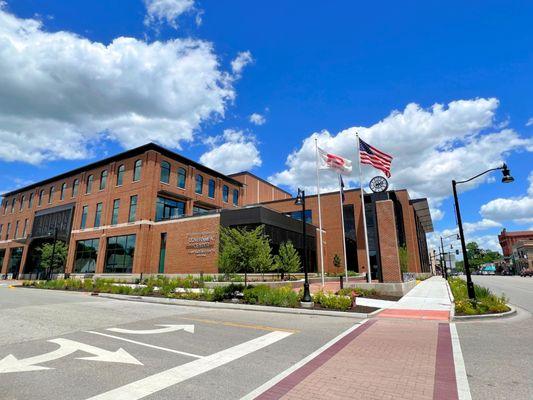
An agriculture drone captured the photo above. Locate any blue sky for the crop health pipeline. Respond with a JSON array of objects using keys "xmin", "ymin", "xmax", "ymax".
[{"xmin": 0, "ymin": 0, "xmax": 532, "ymax": 251}]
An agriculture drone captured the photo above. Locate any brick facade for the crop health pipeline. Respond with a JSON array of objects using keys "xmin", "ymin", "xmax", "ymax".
[{"xmin": 375, "ymin": 200, "xmax": 402, "ymax": 282}]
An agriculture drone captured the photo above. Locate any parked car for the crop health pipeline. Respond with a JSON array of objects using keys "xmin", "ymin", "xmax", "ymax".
[{"xmin": 520, "ymin": 269, "xmax": 533, "ymax": 277}]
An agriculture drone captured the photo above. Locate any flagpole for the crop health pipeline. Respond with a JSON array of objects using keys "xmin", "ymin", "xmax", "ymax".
[
  {"xmin": 357, "ymin": 132, "xmax": 373, "ymax": 283},
  {"xmin": 314, "ymin": 138, "xmax": 325, "ymax": 287},
  {"xmin": 338, "ymin": 174, "xmax": 349, "ymax": 284}
]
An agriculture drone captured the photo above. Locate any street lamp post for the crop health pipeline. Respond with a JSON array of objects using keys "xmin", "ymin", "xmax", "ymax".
[
  {"xmin": 452, "ymin": 163, "xmax": 514, "ymax": 301},
  {"xmin": 295, "ymin": 188, "xmax": 312, "ymax": 304},
  {"xmin": 440, "ymin": 233, "xmax": 460, "ymax": 279}
]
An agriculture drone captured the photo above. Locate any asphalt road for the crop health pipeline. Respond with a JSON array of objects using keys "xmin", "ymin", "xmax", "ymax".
[
  {"xmin": 0, "ymin": 286, "xmax": 361, "ymax": 400},
  {"xmin": 456, "ymin": 275, "xmax": 533, "ymax": 400}
]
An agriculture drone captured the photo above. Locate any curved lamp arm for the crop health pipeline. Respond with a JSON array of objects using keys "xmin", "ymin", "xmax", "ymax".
[{"xmin": 455, "ymin": 165, "xmax": 503, "ymax": 185}]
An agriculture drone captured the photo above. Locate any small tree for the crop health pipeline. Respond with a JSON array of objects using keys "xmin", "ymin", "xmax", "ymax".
[
  {"xmin": 399, "ymin": 245, "xmax": 408, "ymax": 275},
  {"xmin": 218, "ymin": 225, "xmax": 273, "ymax": 286},
  {"xmin": 37, "ymin": 241, "xmax": 68, "ymax": 274},
  {"xmin": 273, "ymin": 241, "xmax": 301, "ymax": 280},
  {"xmin": 333, "ymin": 254, "xmax": 342, "ymax": 276}
]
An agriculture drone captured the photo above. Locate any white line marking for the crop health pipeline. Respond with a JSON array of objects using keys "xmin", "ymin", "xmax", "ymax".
[
  {"xmin": 107, "ymin": 324, "xmax": 194, "ymax": 335},
  {"xmin": 0, "ymin": 338, "xmax": 142, "ymax": 373},
  {"xmin": 450, "ymin": 323, "xmax": 472, "ymax": 400},
  {"xmin": 86, "ymin": 331, "xmax": 203, "ymax": 359},
  {"xmin": 240, "ymin": 319, "xmax": 369, "ymax": 400},
  {"xmin": 86, "ymin": 330, "xmax": 293, "ymax": 400}
]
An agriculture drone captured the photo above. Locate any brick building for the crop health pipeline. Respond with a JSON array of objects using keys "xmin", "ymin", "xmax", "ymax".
[
  {"xmin": 498, "ymin": 229, "xmax": 533, "ymax": 257},
  {"xmin": 0, "ymin": 143, "xmax": 432, "ymax": 283}
]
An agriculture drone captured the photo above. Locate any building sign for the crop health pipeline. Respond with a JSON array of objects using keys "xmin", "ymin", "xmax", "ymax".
[{"xmin": 186, "ymin": 232, "xmax": 216, "ymax": 257}]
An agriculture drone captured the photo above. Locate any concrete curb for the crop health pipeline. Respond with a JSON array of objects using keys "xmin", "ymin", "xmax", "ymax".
[
  {"xmin": 97, "ymin": 293, "xmax": 374, "ymax": 319},
  {"xmin": 452, "ymin": 304, "xmax": 517, "ymax": 321}
]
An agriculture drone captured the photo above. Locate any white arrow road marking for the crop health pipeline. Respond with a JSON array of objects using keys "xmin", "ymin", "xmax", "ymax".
[
  {"xmin": 0, "ymin": 339, "xmax": 142, "ymax": 374},
  {"xmin": 86, "ymin": 330, "xmax": 293, "ymax": 400},
  {"xmin": 86, "ymin": 331, "xmax": 204, "ymax": 359},
  {"xmin": 106, "ymin": 324, "xmax": 194, "ymax": 335}
]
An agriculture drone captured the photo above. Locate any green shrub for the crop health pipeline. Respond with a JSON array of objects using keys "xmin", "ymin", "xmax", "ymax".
[
  {"xmin": 211, "ymin": 284, "xmax": 245, "ymax": 302},
  {"xmin": 337, "ymin": 287, "xmax": 377, "ymax": 297},
  {"xmin": 313, "ymin": 290, "xmax": 352, "ymax": 311},
  {"xmin": 242, "ymin": 285, "xmax": 299, "ymax": 308},
  {"xmin": 448, "ymin": 277, "xmax": 509, "ymax": 315}
]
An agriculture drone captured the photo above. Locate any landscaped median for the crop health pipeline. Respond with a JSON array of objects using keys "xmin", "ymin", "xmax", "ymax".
[
  {"xmin": 21, "ymin": 276, "xmax": 389, "ymax": 315},
  {"xmin": 447, "ymin": 276, "xmax": 511, "ymax": 316}
]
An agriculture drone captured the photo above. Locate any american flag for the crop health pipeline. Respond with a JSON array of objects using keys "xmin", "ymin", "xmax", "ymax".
[{"xmin": 359, "ymin": 138, "xmax": 393, "ymax": 178}]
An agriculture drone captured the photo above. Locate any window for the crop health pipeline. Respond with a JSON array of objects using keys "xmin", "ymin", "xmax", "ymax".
[
  {"xmin": 60, "ymin": 183, "xmax": 67, "ymax": 200},
  {"xmin": 73, "ymin": 239, "xmax": 99, "ymax": 273},
  {"xmin": 222, "ymin": 185, "xmax": 229, "ymax": 202},
  {"xmin": 195, "ymin": 174, "xmax": 203, "ymax": 194},
  {"xmin": 94, "ymin": 202, "xmax": 103, "ymax": 228},
  {"xmin": 3, "ymin": 200, "xmax": 7, "ymax": 215},
  {"xmin": 86, "ymin": 175, "xmax": 94, "ymax": 194},
  {"xmin": 28, "ymin": 193, "xmax": 34, "ymax": 209},
  {"xmin": 22, "ymin": 219, "xmax": 28, "ymax": 237},
  {"xmin": 111, "ymin": 199, "xmax": 120, "ymax": 225},
  {"xmin": 5, "ymin": 222, "xmax": 10, "ymax": 240},
  {"xmin": 208, "ymin": 179, "xmax": 215, "ymax": 198},
  {"xmin": 38, "ymin": 190, "xmax": 44, "ymax": 206},
  {"xmin": 104, "ymin": 234, "xmax": 136, "ymax": 273},
  {"xmin": 80, "ymin": 205, "xmax": 88, "ymax": 229},
  {"xmin": 128, "ymin": 195, "xmax": 137, "ymax": 223},
  {"xmin": 232, "ymin": 189, "xmax": 239, "ymax": 206},
  {"xmin": 116, "ymin": 165, "xmax": 125, "ymax": 186},
  {"xmin": 48, "ymin": 186, "xmax": 55, "ymax": 204},
  {"xmin": 11, "ymin": 198, "xmax": 15, "ymax": 213},
  {"xmin": 286, "ymin": 210, "xmax": 312, "ymax": 224},
  {"xmin": 158, "ymin": 233, "xmax": 167, "ymax": 274},
  {"xmin": 0, "ymin": 224, "xmax": 2, "ymax": 239},
  {"xmin": 133, "ymin": 159, "xmax": 142, "ymax": 182},
  {"xmin": 177, "ymin": 167, "xmax": 186, "ymax": 189},
  {"xmin": 20, "ymin": 195, "xmax": 25, "ymax": 211},
  {"xmin": 99, "ymin": 170, "xmax": 108, "ymax": 190},
  {"xmin": 72, "ymin": 179, "xmax": 79, "ymax": 197},
  {"xmin": 160, "ymin": 161, "xmax": 170, "ymax": 184},
  {"xmin": 156, "ymin": 196, "xmax": 185, "ymax": 221},
  {"xmin": 193, "ymin": 206, "xmax": 209, "ymax": 216},
  {"xmin": 14, "ymin": 221, "xmax": 19, "ymax": 239}
]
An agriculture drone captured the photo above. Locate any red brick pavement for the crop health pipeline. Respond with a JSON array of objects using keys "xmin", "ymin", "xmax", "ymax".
[{"xmin": 253, "ymin": 319, "xmax": 458, "ymax": 400}]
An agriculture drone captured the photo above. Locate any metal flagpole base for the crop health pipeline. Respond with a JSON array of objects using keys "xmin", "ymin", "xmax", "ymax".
[{"xmin": 300, "ymin": 301, "xmax": 315, "ymax": 309}]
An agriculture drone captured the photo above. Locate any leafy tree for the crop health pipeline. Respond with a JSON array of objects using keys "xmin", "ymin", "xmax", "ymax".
[
  {"xmin": 465, "ymin": 241, "xmax": 501, "ymax": 271},
  {"xmin": 333, "ymin": 254, "xmax": 342, "ymax": 275},
  {"xmin": 37, "ymin": 241, "xmax": 68, "ymax": 274},
  {"xmin": 218, "ymin": 225, "xmax": 273, "ymax": 285},
  {"xmin": 273, "ymin": 241, "xmax": 301, "ymax": 280},
  {"xmin": 398, "ymin": 245, "xmax": 409, "ymax": 274}
]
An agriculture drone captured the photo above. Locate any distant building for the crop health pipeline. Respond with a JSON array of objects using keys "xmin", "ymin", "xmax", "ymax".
[
  {"xmin": 512, "ymin": 241, "xmax": 533, "ymax": 272},
  {"xmin": 498, "ymin": 229, "xmax": 533, "ymax": 257}
]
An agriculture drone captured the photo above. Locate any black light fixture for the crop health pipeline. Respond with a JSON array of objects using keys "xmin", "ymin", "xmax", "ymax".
[
  {"xmin": 452, "ymin": 163, "xmax": 514, "ymax": 301},
  {"xmin": 295, "ymin": 188, "xmax": 312, "ymax": 304}
]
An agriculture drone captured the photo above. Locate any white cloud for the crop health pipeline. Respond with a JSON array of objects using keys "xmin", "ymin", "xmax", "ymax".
[
  {"xmin": 480, "ymin": 171, "xmax": 533, "ymax": 225},
  {"xmin": 249, "ymin": 113, "xmax": 266, "ymax": 126},
  {"xmin": 0, "ymin": 7, "xmax": 243, "ymax": 164},
  {"xmin": 526, "ymin": 117, "xmax": 533, "ymax": 127},
  {"xmin": 269, "ymin": 98, "xmax": 533, "ymax": 221},
  {"xmin": 231, "ymin": 51, "xmax": 253, "ymax": 76},
  {"xmin": 463, "ymin": 219, "xmax": 502, "ymax": 235},
  {"xmin": 199, "ymin": 129, "xmax": 262, "ymax": 174},
  {"xmin": 144, "ymin": 0, "xmax": 195, "ymax": 29}
]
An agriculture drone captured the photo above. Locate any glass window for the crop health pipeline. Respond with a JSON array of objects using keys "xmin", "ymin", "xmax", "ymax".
[
  {"xmin": 14, "ymin": 221, "xmax": 19, "ymax": 239},
  {"xmin": 28, "ymin": 193, "xmax": 34, "ymax": 209},
  {"xmin": 193, "ymin": 206, "xmax": 209, "ymax": 216},
  {"xmin": 160, "ymin": 161, "xmax": 170, "ymax": 184},
  {"xmin": 8, "ymin": 247, "xmax": 23, "ymax": 276},
  {"xmin": 86, "ymin": 175, "xmax": 94, "ymax": 194},
  {"xmin": 208, "ymin": 179, "xmax": 215, "ymax": 198},
  {"xmin": 158, "ymin": 233, "xmax": 167, "ymax": 274},
  {"xmin": 38, "ymin": 190, "xmax": 44, "ymax": 206},
  {"xmin": 48, "ymin": 186, "xmax": 55, "ymax": 204},
  {"xmin": 111, "ymin": 199, "xmax": 120, "ymax": 225},
  {"xmin": 133, "ymin": 159, "xmax": 142, "ymax": 182},
  {"xmin": 73, "ymin": 238, "xmax": 99, "ymax": 273},
  {"xmin": 60, "ymin": 183, "xmax": 67, "ymax": 200},
  {"xmin": 5, "ymin": 222, "xmax": 10, "ymax": 240},
  {"xmin": 232, "ymin": 189, "xmax": 239, "ymax": 206},
  {"xmin": 11, "ymin": 198, "xmax": 15, "ymax": 213},
  {"xmin": 99, "ymin": 170, "xmax": 108, "ymax": 190},
  {"xmin": 128, "ymin": 195, "xmax": 137, "ymax": 223},
  {"xmin": 177, "ymin": 167, "xmax": 186, "ymax": 189},
  {"xmin": 72, "ymin": 179, "xmax": 79, "ymax": 197},
  {"xmin": 22, "ymin": 219, "xmax": 28, "ymax": 237},
  {"xmin": 195, "ymin": 174, "xmax": 203, "ymax": 194},
  {"xmin": 222, "ymin": 185, "xmax": 229, "ymax": 202},
  {"xmin": 116, "ymin": 165, "xmax": 125, "ymax": 186},
  {"xmin": 94, "ymin": 203, "xmax": 103, "ymax": 228},
  {"xmin": 0, "ymin": 224, "xmax": 3, "ymax": 238},
  {"xmin": 80, "ymin": 205, "xmax": 88, "ymax": 229},
  {"xmin": 3, "ymin": 200, "xmax": 7, "ymax": 215},
  {"xmin": 20, "ymin": 195, "xmax": 25, "ymax": 211},
  {"xmin": 286, "ymin": 210, "xmax": 313, "ymax": 224},
  {"xmin": 104, "ymin": 234, "xmax": 136, "ymax": 273},
  {"xmin": 156, "ymin": 196, "xmax": 185, "ymax": 221}
]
